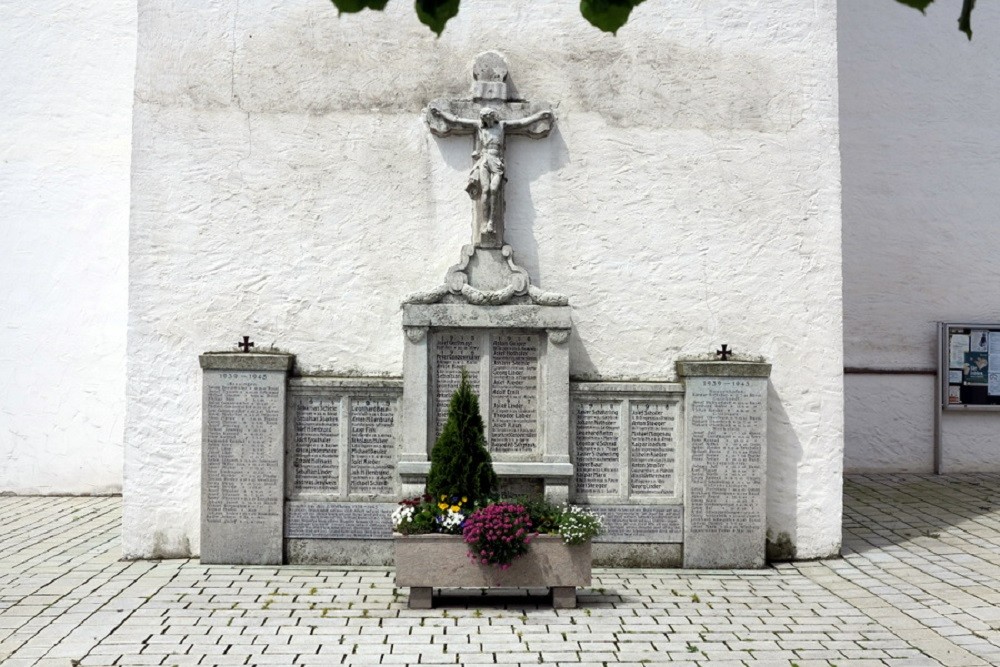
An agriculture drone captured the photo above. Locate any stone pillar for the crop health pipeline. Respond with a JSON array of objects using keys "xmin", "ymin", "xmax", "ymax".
[
  {"xmin": 400, "ymin": 325, "xmax": 430, "ymax": 498},
  {"xmin": 543, "ymin": 327, "xmax": 571, "ymax": 503},
  {"xmin": 676, "ymin": 359, "xmax": 771, "ymax": 569},
  {"xmin": 199, "ymin": 352, "xmax": 294, "ymax": 565}
]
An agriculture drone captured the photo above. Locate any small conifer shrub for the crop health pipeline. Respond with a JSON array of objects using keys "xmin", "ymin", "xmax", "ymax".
[{"xmin": 425, "ymin": 370, "xmax": 498, "ymax": 504}]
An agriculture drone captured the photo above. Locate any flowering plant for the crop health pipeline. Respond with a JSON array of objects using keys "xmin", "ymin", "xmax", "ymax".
[
  {"xmin": 391, "ymin": 493, "xmax": 471, "ymax": 536},
  {"xmin": 390, "ymin": 375, "xmax": 603, "ymax": 570},
  {"xmin": 555, "ymin": 505, "xmax": 604, "ymax": 545},
  {"xmin": 462, "ymin": 502, "xmax": 533, "ymax": 569}
]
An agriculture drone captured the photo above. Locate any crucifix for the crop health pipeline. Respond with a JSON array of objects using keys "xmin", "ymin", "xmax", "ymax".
[{"xmin": 425, "ymin": 51, "xmax": 555, "ymax": 249}]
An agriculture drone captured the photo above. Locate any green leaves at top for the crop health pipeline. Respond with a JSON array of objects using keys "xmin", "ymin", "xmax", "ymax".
[
  {"xmin": 895, "ymin": 0, "xmax": 934, "ymax": 12},
  {"xmin": 415, "ymin": 0, "xmax": 461, "ymax": 36},
  {"xmin": 894, "ymin": 0, "xmax": 976, "ymax": 40},
  {"xmin": 580, "ymin": 0, "xmax": 647, "ymax": 34},
  {"xmin": 959, "ymin": 0, "xmax": 976, "ymax": 41},
  {"xmin": 330, "ymin": 0, "xmax": 389, "ymax": 15}
]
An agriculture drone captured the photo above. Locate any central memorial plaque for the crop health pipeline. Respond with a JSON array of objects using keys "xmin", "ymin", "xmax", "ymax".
[
  {"xmin": 429, "ymin": 329, "xmax": 544, "ymax": 458},
  {"xmin": 433, "ymin": 331, "xmax": 482, "ymax": 439},
  {"xmin": 489, "ymin": 332, "xmax": 539, "ymax": 454}
]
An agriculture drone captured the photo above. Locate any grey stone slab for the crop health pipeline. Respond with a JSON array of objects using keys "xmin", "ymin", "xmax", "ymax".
[
  {"xmin": 682, "ymin": 374, "xmax": 768, "ymax": 568},
  {"xmin": 587, "ymin": 504, "xmax": 683, "ymax": 543},
  {"xmin": 675, "ymin": 359, "xmax": 771, "ymax": 378},
  {"xmin": 200, "ymin": 360, "xmax": 291, "ymax": 565},
  {"xmin": 284, "ymin": 539, "xmax": 393, "ymax": 566},
  {"xmin": 199, "ymin": 353, "xmax": 294, "ymax": 372},
  {"xmin": 402, "ymin": 303, "xmax": 572, "ymax": 329},
  {"xmin": 569, "ymin": 383, "xmax": 683, "ymax": 505},
  {"xmin": 285, "ymin": 380, "xmax": 403, "ymax": 501},
  {"xmin": 284, "ymin": 502, "xmax": 394, "ymax": 539}
]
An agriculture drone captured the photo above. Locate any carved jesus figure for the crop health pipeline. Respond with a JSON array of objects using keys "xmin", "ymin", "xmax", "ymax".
[{"xmin": 428, "ymin": 104, "xmax": 553, "ymax": 235}]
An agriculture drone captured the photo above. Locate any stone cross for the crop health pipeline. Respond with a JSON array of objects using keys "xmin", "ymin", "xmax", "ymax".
[
  {"xmin": 425, "ymin": 51, "xmax": 555, "ymax": 249},
  {"xmin": 716, "ymin": 344, "xmax": 732, "ymax": 361},
  {"xmin": 238, "ymin": 336, "xmax": 254, "ymax": 353}
]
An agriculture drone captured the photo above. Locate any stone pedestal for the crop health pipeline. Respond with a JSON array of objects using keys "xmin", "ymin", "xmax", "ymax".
[
  {"xmin": 199, "ymin": 352, "xmax": 294, "ymax": 564},
  {"xmin": 677, "ymin": 360, "xmax": 771, "ymax": 568}
]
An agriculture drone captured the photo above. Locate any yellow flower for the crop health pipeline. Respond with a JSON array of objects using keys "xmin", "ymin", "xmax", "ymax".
[
  {"xmin": 438, "ymin": 502, "xmax": 448, "ymax": 510},
  {"xmin": 461, "ymin": 496, "xmax": 468, "ymax": 503},
  {"xmin": 440, "ymin": 495, "xmax": 447, "ymax": 501},
  {"xmin": 450, "ymin": 505, "xmax": 461, "ymax": 512}
]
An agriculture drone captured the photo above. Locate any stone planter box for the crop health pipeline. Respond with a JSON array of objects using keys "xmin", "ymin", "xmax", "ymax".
[{"xmin": 394, "ymin": 533, "xmax": 592, "ymax": 609}]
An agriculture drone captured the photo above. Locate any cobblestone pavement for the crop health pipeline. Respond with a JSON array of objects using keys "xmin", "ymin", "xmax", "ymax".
[{"xmin": 2, "ymin": 474, "xmax": 999, "ymax": 666}]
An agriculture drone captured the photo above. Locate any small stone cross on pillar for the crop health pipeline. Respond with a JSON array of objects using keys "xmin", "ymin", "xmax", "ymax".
[{"xmin": 425, "ymin": 51, "xmax": 555, "ymax": 249}]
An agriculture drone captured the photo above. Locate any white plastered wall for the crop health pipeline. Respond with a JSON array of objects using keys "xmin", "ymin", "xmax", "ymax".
[
  {"xmin": 0, "ymin": 3, "xmax": 135, "ymax": 494},
  {"xmin": 840, "ymin": 1, "xmax": 1000, "ymax": 473},
  {"xmin": 125, "ymin": 0, "xmax": 843, "ymax": 559}
]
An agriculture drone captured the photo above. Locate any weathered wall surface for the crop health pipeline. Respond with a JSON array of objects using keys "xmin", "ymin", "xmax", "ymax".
[
  {"xmin": 125, "ymin": 0, "xmax": 842, "ymax": 558},
  {"xmin": 0, "ymin": 3, "xmax": 135, "ymax": 493},
  {"xmin": 840, "ymin": 1, "xmax": 1000, "ymax": 472}
]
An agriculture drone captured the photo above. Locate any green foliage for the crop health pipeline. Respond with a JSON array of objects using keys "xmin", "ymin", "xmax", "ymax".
[
  {"xmin": 415, "ymin": 0, "xmax": 461, "ymax": 36},
  {"xmin": 514, "ymin": 496, "xmax": 563, "ymax": 534},
  {"xmin": 329, "ymin": 0, "xmax": 645, "ymax": 35},
  {"xmin": 505, "ymin": 497, "xmax": 604, "ymax": 544},
  {"xmin": 557, "ymin": 505, "xmax": 604, "ymax": 545},
  {"xmin": 391, "ymin": 493, "xmax": 472, "ymax": 534},
  {"xmin": 896, "ymin": 0, "xmax": 933, "ymax": 11},
  {"xmin": 580, "ymin": 0, "xmax": 647, "ymax": 35},
  {"xmin": 330, "ymin": 0, "xmax": 389, "ymax": 14},
  {"xmin": 894, "ymin": 0, "xmax": 976, "ymax": 40},
  {"xmin": 426, "ymin": 371, "xmax": 498, "ymax": 503}
]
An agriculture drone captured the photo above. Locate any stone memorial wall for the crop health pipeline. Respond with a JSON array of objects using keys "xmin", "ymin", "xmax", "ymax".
[
  {"xmin": 678, "ymin": 361, "xmax": 770, "ymax": 568},
  {"xmin": 199, "ymin": 353, "xmax": 293, "ymax": 565},
  {"xmin": 199, "ymin": 354, "xmax": 769, "ymax": 568},
  {"xmin": 570, "ymin": 383, "xmax": 682, "ymax": 503},
  {"xmin": 283, "ymin": 379, "xmax": 402, "ymax": 555}
]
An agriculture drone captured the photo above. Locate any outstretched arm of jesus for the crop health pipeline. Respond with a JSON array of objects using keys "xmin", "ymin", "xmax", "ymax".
[
  {"xmin": 427, "ymin": 105, "xmax": 478, "ymax": 129},
  {"xmin": 503, "ymin": 109, "xmax": 553, "ymax": 130}
]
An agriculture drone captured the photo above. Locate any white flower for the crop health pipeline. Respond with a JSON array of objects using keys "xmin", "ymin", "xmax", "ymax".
[{"xmin": 391, "ymin": 505, "xmax": 415, "ymax": 530}]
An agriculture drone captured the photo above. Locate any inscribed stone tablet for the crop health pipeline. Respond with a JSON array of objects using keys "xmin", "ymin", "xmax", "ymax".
[
  {"xmin": 629, "ymin": 402, "xmax": 677, "ymax": 496},
  {"xmin": 573, "ymin": 401, "xmax": 621, "ymax": 496},
  {"xmin": 290, "ymin": 394, "xmax": 339, "ymax": 496},
  {"xmin": 202, "ymin": 370, "xmax": 284, "ymax": 564},
  {"xmin": 497, "ymin": 477, "xmax": 544, "ymax": 499},
  {"xmin": 285, "ymin": 501, "xmax": 394, "ymax": 539},
  {"xmin": 348, "ymin": 397, "xmax": 397, "ymax": 495},
  {"xmin": 684, "ymin": 377, "xmax": 767, "ymax": 568},
  {"xmin": 489, "ymin": 333, "xmax": 539, "ymax": 454},
  {"xmin": 588, "ymin": 504, "xmax": 683, "ymax": 543},
  {"xmin": 434, "ymin": 332, "xmax": 482, "ymax": 438}
]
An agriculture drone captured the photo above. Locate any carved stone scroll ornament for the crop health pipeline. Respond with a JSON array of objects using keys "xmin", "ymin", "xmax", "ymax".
[{"xmin": 403, "ymin": 244, "xmax": 568, "ymax": 307}]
